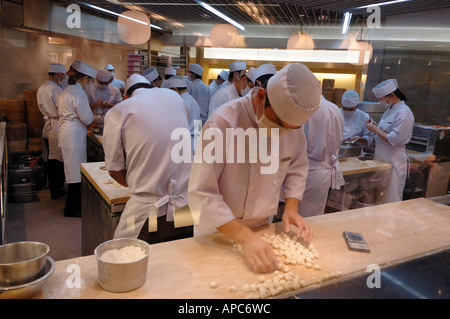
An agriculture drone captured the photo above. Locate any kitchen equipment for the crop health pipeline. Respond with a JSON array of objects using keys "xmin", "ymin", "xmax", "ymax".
[
  {"xmin": 94, "ymin": 238, "xmax": 151, "ymax": 293},
  {"xmin": 406, "ymin": 124, "xmax": 450, "ymax": 161},
  {"xmin": 0, "ymin": 241, "xmax": 50, "ymax": 286},
  {"xmin": 0, "ymin": 256, "xmax": 55, "ymax": 299}
]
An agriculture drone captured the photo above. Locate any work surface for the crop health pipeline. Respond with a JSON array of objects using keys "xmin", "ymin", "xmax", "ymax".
[
  {"xmin": 338, "ymin": 156, "xmax": 392, "ymax": 176},
  {"xmin": 35, "ymin": 198, "xmax": 450, "ymax": 299}
]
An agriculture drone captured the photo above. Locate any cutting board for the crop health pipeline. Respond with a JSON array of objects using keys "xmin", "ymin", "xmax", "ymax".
[
  {"xmin": 36, "ymin": 198, "xmax": 450, "ymax": 299},
  {"xmin": 339, "ymin": 157, "xmax": 392, "ymax": 176}
]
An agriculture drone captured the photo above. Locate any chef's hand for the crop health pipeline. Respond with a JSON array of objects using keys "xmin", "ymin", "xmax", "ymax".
[
  {"xmin": 282, "ymin": 198, "xmax": 313, "ymax": 242},
  {"xmin": 241, "ymin": 233, "xmax": 279, "ymax": 274},
  {"xmin": 366, "ymin": 119, "xmax": 377, "ymax": 132}
]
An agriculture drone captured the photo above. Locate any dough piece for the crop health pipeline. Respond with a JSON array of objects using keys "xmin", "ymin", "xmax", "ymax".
[
  {"xmin": 229, "ymin": 285, "xmax": 237, "ymax": 293},
  {"xmin": 305, "ymin": 262, "xmax": 312, "ymax": 269},
  {"xmin": 258, "ymin": 275, "xmax": 265, "ymax": 283},
  {"xmin": 99, "ymin": 166, "xmax": 107, "ymax": 171},
  {"xmin": 104, "ymin": 180, "xmax": 114, "ymax": 185},
  {"xmin": 313, "ymin": 264, "xmax": 322, "ymax": 271},
  {"xmin": 242, "ymin": 284, "xmax": 251, "ymax": 293},
  {"xmin": 209, "ymin": 281, "xmax": 218, "ymax": 289}
]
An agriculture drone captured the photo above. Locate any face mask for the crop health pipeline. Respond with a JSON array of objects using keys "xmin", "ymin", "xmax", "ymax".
[
  {"xmin": 109, "ymin": 71, "xmax": 115, "ymax": 78},
  {"xmin": 188, "ymin": 73, "xmax": 194, "ymax": 82},
  {"xmin": 342, "ymin": 110, "xmax": 356, "ymax": 118},
  {"xmin": 98, "ymin": 84, "xmax": 109, "ymax": 91},
  {"xmin": 255, "ymin": 101, "xmax": 293, "ymax": 138},
  {"xmin": 379, "ymin": 95, "xmax": 392, "ymax": 109},
  {"xmin": 241, "ymin": 85, "xmax": 251, "ymax": 96}
]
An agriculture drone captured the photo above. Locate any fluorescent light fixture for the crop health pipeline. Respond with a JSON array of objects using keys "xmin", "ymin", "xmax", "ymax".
[
  {"xmin": 82, "ymin": 3, "xmax": 164, "ymax": 30},
  {"xmin": 196, "ymin": 1, "xmax": 245, "ymax": 31},
  {"xmin": 342, "ymin": 12, "xmax": 352, "ymax": 35},
  {"xmin": 354, "ymin": 0, "xmax": 412, "ymax": 10}
]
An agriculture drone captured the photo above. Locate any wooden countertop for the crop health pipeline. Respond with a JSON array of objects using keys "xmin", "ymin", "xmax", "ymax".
[
  {"xmin": 339, "ymin": 157, "xmax": 392, "ymax": 176},
  {"xmin": 81, "ymin": 162, "xmax": 130, "ymax": 205},
  {"xmin": 35, "ymin": 198, "xmax": 450, "ymax": 299}
]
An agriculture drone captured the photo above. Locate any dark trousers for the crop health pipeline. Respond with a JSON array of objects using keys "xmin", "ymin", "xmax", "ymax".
[
  {"xmin": 138, "ymin": 217, "xmax": 193, "ymax": 245},
  {"xmin": 43, "ymin": 138, "xmax": 66, "ymax": 198},
  {"xmin": 64, "ymin": 183, "xmax": 81, "ymax": 217}
]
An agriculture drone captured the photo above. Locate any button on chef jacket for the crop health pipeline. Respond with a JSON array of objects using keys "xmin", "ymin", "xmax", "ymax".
[
  {"xmin": 373, "ymin": 100, "xmax": 414, "ymax": 203},
  {"xmin": 57, "ymin": 83, "xmax": 94, "ymax": 183},
  {"xmin": 297, "ymin": 96, "xmax": 345, "ymax": 217},
  {"xmin": 180, "ymin": 91, "xmax": 201, "ymax": 153},
  {"xmin": 188, "ymin": 91, "xmax": 309, "ymax": 236},
  {"xmin": 103, "ymin": 87, "xmax": 192, "ymax": 239},
  {"xmin": 188, "ymin": 78, "xmax": 211, "ymax": 125},
  {"xmin": 208, "ymin": 84, "xmax": 240, "ymax": 118},
  {"xmin": 37, "ymin": 80, "xmax": 64, "ymax": 161},
  {"xmin": 342, "ymin": 108, "xmax": 374, "ymax": 146}
]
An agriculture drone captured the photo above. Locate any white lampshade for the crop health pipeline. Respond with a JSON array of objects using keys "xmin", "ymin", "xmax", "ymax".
[
  {"xmin": 209, "ymin": 23, "xmax": 239, "ymax": 48},
  {"xmin": 287, "ymin": 32, "xmax": 315, "ymax": 50},
  {"xmin": 117, "ymin": 10, "xmax": 151, "ymax": 45},
  {"xmin": 339, "ymin": 37, "xmax": 373, "ymax": 65}
]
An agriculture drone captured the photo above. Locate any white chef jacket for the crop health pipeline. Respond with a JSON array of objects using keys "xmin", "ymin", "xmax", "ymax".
[
  {"xmin": 110, "ymin": 78, "xmax": 125, "ymax": 90},
  {"xmin": 342, "ymin": 109, "xmax": 374, "ymax": 146},
  {"xmin": 188, "ymin": 91, "xmax": 310, "ymax": 236},
  {"xmin": 180, "ymin": 92, "xmax": 201, "ymax": 152},
  {"xmin": 208, "ymin": 80, "xmax": 220, "ymax": 96},
  {"xmin": 37, "ymin": 80, "xmax": 63, "ymax": 161},
  {"xmin": 85, "ymin": 83, "xmax": 122, "ymax": 115},
  {"xmin": 374, "ymin": 100, "xmax": 414, "ymax": 203},
  {"xmin": 188, "ymin": 78, "xmax": 211, "ymax": 125},
  {"xmin": 298, "ymin": 96, "xmax": 345, "ymax": 217},
  {"xmin": 103, "ymin": 87, "xmax": 192, "ymax": 239},
  {"xmin": 208, "ymin": 84, "xmax": 240, "ymax": 118},
  {"xmin": 160, "ymin": 80, "xmax": 170, "ymax": 89},
  {"xmin": 57, "ymin": 83, "xmax": 94, "ymax": 183}
]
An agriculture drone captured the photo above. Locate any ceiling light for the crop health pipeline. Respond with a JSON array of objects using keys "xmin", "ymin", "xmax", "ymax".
[
  {"xmin": 342, "ymin": 12, "xmax": 352, "ymax": 35},
  {"xmin": 354, "ymin": 0, "xmax": 412, "ymax": 10},
  {"xmin": 196, "ymin": 1, "xmax": 245, "ymax": 31}
]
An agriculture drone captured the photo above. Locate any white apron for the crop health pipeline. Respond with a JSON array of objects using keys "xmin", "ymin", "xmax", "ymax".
[
  {"xmin": 114, "ymin": 180, "xmax": 188, "ymax": 239},
  {"xmin": 59, "ymin": 121, "xmax": 87, "ymax": 184},
  {"xmin": 47, "ymin": 118, "xmax": 63, "ymax": 161}
]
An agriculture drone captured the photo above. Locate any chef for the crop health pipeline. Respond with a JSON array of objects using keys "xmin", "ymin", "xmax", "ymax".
[
  {"xmin": 209, "ymin": 70, "xmax": 229, "ymax": 96},
  {"xmin": 86, "ymin": 70, "xmax": 122, "ymax": 122},
  {"xmin": 368, "ymin": 79, "xmax": 414, "ymax": 203},
  {"xmin": 169, "ymin": 76, "xmax": 201, "ymax": 154},
  {"xmin": 59, "ymin": 60, "xmax": 79, "ymax": 90},
  {"xmin": 105, "ymin": 64, "xmax": 125, "ymax": 93},
  {"xmin": 297, "ymin": 95, "xmax": 345, "ymax": 217},
  {"xmin": 160, "ymin": 67, "xmax": 177, "ymax": 89},
  {"xmin": 57, "ymin": 61, "xmax": 97, "ymax": 217},
  {"xmin": 143, "ymin": 67, "xmax": 162, "ymax": 88},
  {"xmin": 36, "ymin": 63, "xmax": 66, "ymax": 199},
  {"xmin": 189, "ymin": 63, "xmax": 322, "ymax": 273},
  {"xmin": 253, "ymin": 64, "xmax": 277, "ymax": 88},
  {"xmin": 341, "ymin": 90, "xmax": 374, "ymax": 147},
  {"xmin": 103, "ymin": 74, "xmax": 192, "ymax": 244},
  {"xmin": 208, "ymin": 61, "xmax": 248, "ymax": 117},
  {"xmin": 245, "ymin": 67, "xmax": 256, "ymax": 91},
  {"xmin": 187, "ymin": 63, "xmax": 211, "ymax": 125}
]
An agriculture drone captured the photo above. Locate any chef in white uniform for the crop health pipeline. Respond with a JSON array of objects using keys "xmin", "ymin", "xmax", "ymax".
[
  {"xmin": 253, "ymin": 64, "xmax": 277, "ymax": 88},
  {"xmin": 368, "ymin": 79, "xmax": 414, "ymax": 203},
  {"xmin": 209, "ymin": 70, "xmax": 229, "ymax": 96},
  {"xmin": 245, "ymin": 67, "xmax": 256, "ymax": 90},
  {"xmin": 208, "ymin": 61, "xmax": 248, "ymax": 117},
  {"xmin": 37, "ymin": 63, "xmax": 66, "ymax": 199},
  {"xmin": 169, "ymin": 76, "xmax": 201, "ymax": 154},
  {"xmin": 341, "ymin": 90, "xmax": 374, "ymax": 146},
  {"xmin": 86, "ymin": 70, "xmax": 122, "ymax": 122},
  {"xmin": 105, "ymin": 64, "xmax": 125, "ymax": 92},
  {"xmin": 189, "ymin": 63, "xmax": 322, "ymax": 273},
  {"xmin": 143, "ymin": 67, "xmax": 162, "ymax": 88},
  {"xmin": 297, "ymin": 96, "xmax": 345, "ymax": 217},
  {"xmin": 57, "ymin": 61, "xmax": 96, "ymax": 217},
  {"xmin": 103, "ymin": 75, "xmax": 192, "ymax": 244},
  {"xmin": 187, "ymin": 63, "xmax": 211, "ymax": 125},
  {"xmin": 160, "ymin": 67, "xmax": 177, "ymax": 89}
]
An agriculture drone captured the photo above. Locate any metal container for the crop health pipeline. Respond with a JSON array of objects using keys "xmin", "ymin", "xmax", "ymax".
[
  {"xmin": 0, "ymin": 242, "xmax": 50, "ymax": 286},
  {"xmin": 94, "ymin": 238, "xmax": 151, "ymax": 293},
  {"xmin": 0, "ymin": 256, "xmax": 55, "ymax": 299}
]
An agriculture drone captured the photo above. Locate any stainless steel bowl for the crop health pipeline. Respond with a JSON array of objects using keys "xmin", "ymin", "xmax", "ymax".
[
  {"xmin": 94, "ymin": 238, "xmax": 151, "ymax": 293},
  {"xmin": 0, "ymin": 242, "xmax": 50, "ymax": 286},
  {"xmin": 0, "ymin": 256, "xmax": 55, "ymax": 299}
]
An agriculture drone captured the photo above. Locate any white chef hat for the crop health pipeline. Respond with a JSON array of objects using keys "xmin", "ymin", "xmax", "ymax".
[
  {"xmin": 143, "ymin": 67, "xmax": 160, "ymax": 82},
  {"xmin": 219, "ymin": 70, "xmax": 229, "ymax": 81},
  {"xmin": 49, "ymin": 63, "xmax": 66, "ymax": 74},
  {"xmin": 96, "ymin": 70, "xmax": 112, "ymax": 82},
  {"xmin": 70, "ymin": 60, "xmax": 82, "ymax": 70},
  {"xmin": 125, "ymin": 74, "xmax": 150, "ymax": 94},
  {"xmin": 105, "ymin": 64, "xmax": 115, "ymax": 71},
  {"xmin": 165, "ymin": 67, "xmax": 177, "ymax": 76},
  {"xmin": 254, "ymin": 64, "xmax": 277, "ymax": 82},
  {"xmin": 246, "ymin": 67, "xmax": 256, "ymax": 83},
  {"xmin": 188, "ymin": 63, "xmax": 204, "ymax": 76},
  {"xmin": 229, "ymin": 61, "xmax": 246, "ymax": 73},
  {"xmin": 267, "ymin": 63, "xmax": 322, "ymax": 127},
  {"xmin": 342, "ymin": 90, "xmax": 360, "ymax": 108},
  {"xmin": 168, "ymin": 76, "xmax": 187, "ymax": 89},
  {"xmin": 72, "ymin": 61, "xmax": 97, "ymax": 78},
  {"xmin": 372, "ymin": 79, "xmax": 398, "ymax": 99}
]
